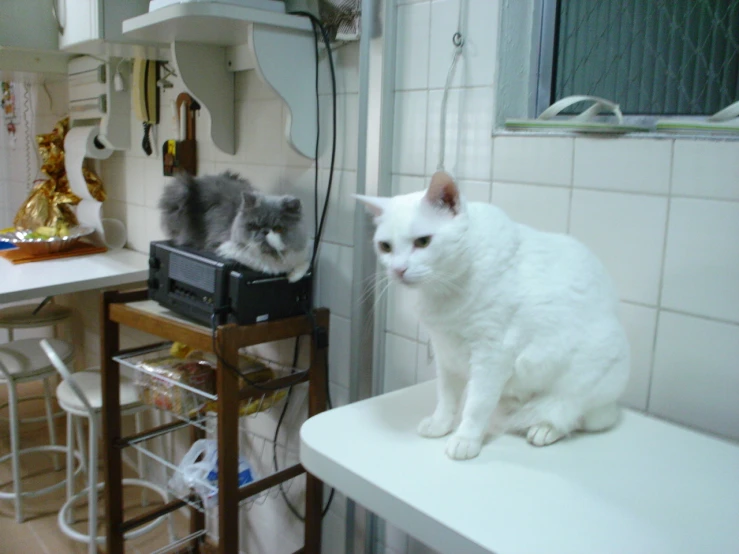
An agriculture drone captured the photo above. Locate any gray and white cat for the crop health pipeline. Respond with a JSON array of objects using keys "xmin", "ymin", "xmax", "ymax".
[{"xmin": 158, "ymin": 171, "xmax": 310, "ymax": 282}]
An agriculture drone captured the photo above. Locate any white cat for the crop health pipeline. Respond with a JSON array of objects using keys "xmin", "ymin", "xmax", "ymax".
[{"xmin": 356, "ymin": 172, "xmax": 630, "ymax": 460}]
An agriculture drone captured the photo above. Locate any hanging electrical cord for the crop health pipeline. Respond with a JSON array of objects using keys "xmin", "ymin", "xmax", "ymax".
[
  {"xmin": 270, "ymin": 13, "xmax": 338, "ymax": 520},
  {"xmin": 437, "ymin": 0, "xmax": 468, "ymax": 172},
  {"xmin": 206, "ymin": 10, "xmax": 338, "ymax": 518}
]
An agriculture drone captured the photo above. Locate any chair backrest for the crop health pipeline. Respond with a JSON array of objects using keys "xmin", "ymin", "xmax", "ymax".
[{"xmin": 40, "ymin": 338, "xmax": 95, "ymax": 417}]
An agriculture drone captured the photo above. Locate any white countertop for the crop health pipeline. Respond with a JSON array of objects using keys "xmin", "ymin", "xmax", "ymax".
[
  {"xmin": 0, "ymin": 248, "xmax": 149, "ymax": 303},
  {"xmin": 300, "ymin": 381, "xmax": 739, "ymax": 554}
]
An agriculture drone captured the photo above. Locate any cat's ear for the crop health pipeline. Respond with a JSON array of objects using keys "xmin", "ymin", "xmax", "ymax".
[
  {"xmin": 425, "ymin": 171, "xmax": 460, "ymax": 215},
  {"xmin": 240, "ymin": 191, "xmax": 260, "ymax": 210},
  {"xmin": 354, "ymin": 194, "xmax": 389, "ymax": 217},
  {"xmin": 281, "ymin": 196, "xmax": 301, "ymax": 213}
]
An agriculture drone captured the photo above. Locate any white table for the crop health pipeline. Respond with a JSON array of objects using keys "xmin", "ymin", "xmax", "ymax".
[
  {"xmin": 0, "ymin": 249, "xmax": 149, "ymax": 303},
  {"xmin": 300, "ymin": 381, "xmax": 739, "ymax": 554}
]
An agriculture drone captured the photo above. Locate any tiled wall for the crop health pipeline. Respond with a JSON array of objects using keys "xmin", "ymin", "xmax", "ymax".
[
  {"xmin": 23, "ymin": 44, "xmax": 360, "ymax": 553},
  {"xmin": 387, "ymin": 1, "xmax": 739, "ymax": 553}
]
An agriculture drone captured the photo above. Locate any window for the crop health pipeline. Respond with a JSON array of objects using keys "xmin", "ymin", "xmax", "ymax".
[{"xmin": 535, "ymin": 0, "xmax": 739, "ymax": 117}]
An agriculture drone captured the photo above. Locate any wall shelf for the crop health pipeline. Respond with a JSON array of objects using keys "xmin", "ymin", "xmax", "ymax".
[{"xmin": 122, "ymin": 3, "xmax": 318, "ymax": 158}]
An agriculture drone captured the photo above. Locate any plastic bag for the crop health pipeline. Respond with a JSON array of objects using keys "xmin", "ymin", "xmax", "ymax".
[{"xmin": 169, "ymin": 439, "xmax": 255, "ymax": 508}]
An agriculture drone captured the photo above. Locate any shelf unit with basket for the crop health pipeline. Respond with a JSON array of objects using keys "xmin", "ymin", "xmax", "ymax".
[{"xmin": 100, "ymin": 288, "xmax": 328, "ymax": 554}]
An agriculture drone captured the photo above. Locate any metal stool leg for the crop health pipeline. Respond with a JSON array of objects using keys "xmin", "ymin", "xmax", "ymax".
[
  {"xmin": 43, "ymin": 377, "xmax": 61, "ymax": 471},
  {"xmin": 74, "ymin": 418, "xmax": 88, "ymax": 476},
  {"xmin": 65, "ymin": 412, "xmax": 76, "ymax": 525},
  {"xmin": 87, "ymin": 415, "xmax": 99, "ymax": 554},
  {"xmin": 7, "ymin": 380, "xmax": 24, "ymax": 523}
]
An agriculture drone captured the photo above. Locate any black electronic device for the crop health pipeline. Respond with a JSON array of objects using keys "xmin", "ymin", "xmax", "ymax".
[{"xmin": 148, "ymin": 240, "xmax": 312, "ymax": 327}]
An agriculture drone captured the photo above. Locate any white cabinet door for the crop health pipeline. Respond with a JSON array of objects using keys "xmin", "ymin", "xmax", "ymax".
[
  {"xmin": 58, "ymin": 0, "xmax": 101, "ymax": 49},
  {"xmin": 0, "ymin": 0, "xmax": 59, "ymax": 51}
]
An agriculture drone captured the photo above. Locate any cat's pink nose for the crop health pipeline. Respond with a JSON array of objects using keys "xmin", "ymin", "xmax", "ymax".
[{"xmin": 393, "ymin": 267, "xmax": 407, "ymax": 279}]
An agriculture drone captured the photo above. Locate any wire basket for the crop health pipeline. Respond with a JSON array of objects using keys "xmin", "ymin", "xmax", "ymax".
[
  {"xmin": 114, "ymin": 343, "xmax": 301, "ymax": 424},
  {"xmin": 128, "ymin": 428, "xmax": 302, "ymax": 515}
]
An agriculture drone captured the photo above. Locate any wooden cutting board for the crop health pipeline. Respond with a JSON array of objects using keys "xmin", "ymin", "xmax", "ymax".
[{"xmin": 0, "ymin": 241, "xmax": 107, "ymax": 264}]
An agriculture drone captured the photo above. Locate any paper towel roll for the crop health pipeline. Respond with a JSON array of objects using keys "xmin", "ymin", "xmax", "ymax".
[
  {"xmin": 65, "ymin": 125, "xmax": 126, "ymax": 249},
  {"xmin": 64, "ymin": 125, "xmax": 114, "ymax": 201},
  {"xmin": 75, "ymin": 200, "xmax": 127, "ymax": 250}
]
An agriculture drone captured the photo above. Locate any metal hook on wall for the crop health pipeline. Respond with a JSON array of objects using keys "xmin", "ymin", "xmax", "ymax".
[{"xmin": 157, "ymin": 62, "xmax": 178, "ymax": 89}]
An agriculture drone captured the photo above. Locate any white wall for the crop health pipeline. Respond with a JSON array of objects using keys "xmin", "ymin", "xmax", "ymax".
[{"xmin": 388, "ymin": 1, "xmax": 739, "ymax": 553}]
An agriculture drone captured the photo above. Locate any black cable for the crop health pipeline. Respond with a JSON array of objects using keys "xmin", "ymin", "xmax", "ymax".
[
  {"xmin": 273, "ymin": 336, "xmax": 334, "ymax": 521},
  {"xmin": 310, "ymin": 19, "xmax": 338, "ymax": 272},
  {"xmin": 270, "ymin": 14, "xmax": 337, "ymax": 520}
]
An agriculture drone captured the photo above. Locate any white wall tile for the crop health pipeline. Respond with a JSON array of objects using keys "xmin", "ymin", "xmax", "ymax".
[
  {"xmin": 386, "ymin": 283, "xmax": 420, "ymax": 340},
  {"xmin": 319, "ymin": 93, "xmax": 360, "ymax": 172},
  {"xmin": 286, "ymin": 165, "xmax": 321, "ymax": 238},
  {"xmin": 618, "ymin": 302, "xmax": 657, "ymax": 411},
  {"xmin": 408, "ymin": 537, "xmax": 439, "ymax": 554},
  {"xmin": 396, "ymin": 2, "xmax": 430, "ymax": 90},
  {"xmin": 661, "ymin": 198, "xmax": 739, "ymax": 323},
  {"xmin": 458, "ymin": 179, "xmax": 491, "ymax": 203},
  {"xmin": 282, "ymin": 104, "xmax": 315, "ymax": 169},
  {"xmin": 384, "ymin": 332, "xmax": 418, "ymax": 393},
  {"xmin": 492, "ymin": 182, "xmax": 570, "ymax": 233},
  {"xmin": 123, "ymin": 204, "xmax": 148, "ymax": 253},
  {"xmin": 322, "ymin": 510, "xmax": 347, "ymax": 554},
  {"xmin": 650, "ymin": 312, "xmax": 739, "ymax": 440},
  {"xmin": 238, "ymin": 69, "xmax": 277, "ymax": 102},
  {"xmin": 329, "ymin": 314, "xmax": 351, "ymax": 389},
  {"xmin": 241, "ymin": 99, "xmax": 285, "ymax": 166},
  {"xmin": 384, "ymin": 522, "xmax": 410, "ymax": 554},
  {"xmin": 393, "ymin": 91, "xmax": 428, "ymax": 175},
  {"xmin": 145, "ymin": 207, "xmax": 166, "ymax": 243},
  {"xmin": 671, "ymin": 140, "xmax": 739, "ymax": 201},
  {"xmin": 392, "ymin": 175, "xmax": 427, "ymax": 195},
  {"xmin": 569, "ymin": 190, "xmax": 668, "ymax": 305},
  {"xmin": 493, "ymin": 136, "xmax": 573, "ymax": 186},
  {"xmin": 336, "ymin": 244, "xmax": 355, "ymax": 316},
  {"xmin": 573, "ymin": 138, "xmax": 671, "ymax": 194},
  {"xmin": 329, "ymin": 383, "xmax": 350, "ymax": 409},
  {"xmin": 429, "ymin": 0, "xmax": 500, "ymax": 89},
  {"xmin": 319, "ymin": 41, "xmax": 361, "ymax": 96},
  {"xmin": 320, "ymin": 170, "xmax": 357, "ymax": 247},
  {"xmin": 426, "ymin": 87, "xmax": 494, "ymax": 181},
  {"xmin": 143, "ymin": 157, "xmax": 166, "ymax": 209}
]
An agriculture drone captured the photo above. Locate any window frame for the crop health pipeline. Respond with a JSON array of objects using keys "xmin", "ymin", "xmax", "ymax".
[{"xmin": 531, "ymin": 0, "xmax": 727, "ymax": 128}]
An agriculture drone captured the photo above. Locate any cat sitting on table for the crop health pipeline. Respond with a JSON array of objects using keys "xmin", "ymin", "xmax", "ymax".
[
  {"xmin": 158, "ymin": 171, "xmax": 310, "ymax": 282},
  {"xmin": 357, "ymin": 171, "xmax": 630, "ymax": 460}
]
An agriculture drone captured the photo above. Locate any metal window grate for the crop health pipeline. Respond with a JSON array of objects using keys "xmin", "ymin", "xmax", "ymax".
[{"xmin": 553, "ymin": 0, "xmax": 739, "ymax": 115}]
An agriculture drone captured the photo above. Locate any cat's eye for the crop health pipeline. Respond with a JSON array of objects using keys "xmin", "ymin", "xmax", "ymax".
[
  {"xmin": 414, "ymin": 236, "xmax": 432, "ymax": 248},
  {"xmin": 273, "ymin": 226, "xmax": 284, "ymax": 233},
  {"xmin": 377, "ymin": 241, "xmax": 392, "ymax": 253}
]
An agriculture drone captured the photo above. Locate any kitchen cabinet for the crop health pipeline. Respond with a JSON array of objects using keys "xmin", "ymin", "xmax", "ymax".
[{"xmin": 0, "ymin": 0, "xmax": 68, "ymax": 74}]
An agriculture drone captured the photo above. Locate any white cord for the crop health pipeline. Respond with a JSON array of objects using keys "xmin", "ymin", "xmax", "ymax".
[
  {"xmin": 437, "ymin": 0, "xmax": 468, "ymax": 173},
  {"xmin": 22, "ymin": 82, "xmax": 33, "ymax": 192}
]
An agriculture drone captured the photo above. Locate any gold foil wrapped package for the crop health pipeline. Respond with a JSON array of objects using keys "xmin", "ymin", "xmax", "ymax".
[
  {"xmin": 13, "ymin": 179, "xmax": 80, "ymax": 231},
  {"xmin": 13, "ymin": 116, "xmax": 106, "ymax": 231}
]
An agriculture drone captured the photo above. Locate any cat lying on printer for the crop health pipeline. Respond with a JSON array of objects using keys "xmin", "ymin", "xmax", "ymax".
[{"xmin": 158, "ymin": 171, "xmax": 310, "ymax": 282}]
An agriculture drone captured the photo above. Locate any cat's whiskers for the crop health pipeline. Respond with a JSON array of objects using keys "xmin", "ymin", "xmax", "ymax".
[{"xmin": 428, "ymin": 271, "xmax": 464, "ymax": 295}]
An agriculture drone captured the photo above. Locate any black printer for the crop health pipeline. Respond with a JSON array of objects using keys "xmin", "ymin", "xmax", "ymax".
[{"xmin": 147, "ymin": 240, "xmax": 312, "ymax": 327}]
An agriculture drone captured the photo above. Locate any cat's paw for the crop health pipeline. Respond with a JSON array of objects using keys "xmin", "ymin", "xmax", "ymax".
[
  {"xmin": 445, "ymin": 434, "xmax": 483, "ymax": 460},
  {"xmin": 417, "ymin": 415, "xmax": 454, "ymax": 438},
  {"xmin": 526, "ymin": 423, "xmax": 565, "ymax": 447},
  {"xmin": 287, "ymin": 261, "xmax": 310, "ymax": 283}
]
